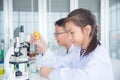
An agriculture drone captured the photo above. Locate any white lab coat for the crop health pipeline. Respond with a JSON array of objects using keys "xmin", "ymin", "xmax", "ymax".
[
  {"xmin": 37, "ymin": 45, "xmax": 79, "ymax": 67},
  {"xmin": 53, "ymin": 47, "xmax": 67, "ymax": 56},
  {"xmin": 35, "ymin": 45, "xmax": 79, "ymax": 80},
  {"xmin": 44, "ymin": 44, "xmax": 114, "ymax": 80}
]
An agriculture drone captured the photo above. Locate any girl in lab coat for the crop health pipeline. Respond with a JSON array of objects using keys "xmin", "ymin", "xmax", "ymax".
[{"xmin": 39, "ymin": 8, "xmax": 114, "ymax": 80}]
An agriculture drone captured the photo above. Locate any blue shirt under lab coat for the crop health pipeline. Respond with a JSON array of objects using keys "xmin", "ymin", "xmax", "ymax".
[{"xmin": 43, "ymin": 44, "xmax": 114, "ymax": 80}]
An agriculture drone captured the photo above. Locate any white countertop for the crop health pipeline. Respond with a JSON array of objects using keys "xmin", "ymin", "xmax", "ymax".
[{"xmin": 1, "ymin": 72, "xmax": 49, "ymax": 80}]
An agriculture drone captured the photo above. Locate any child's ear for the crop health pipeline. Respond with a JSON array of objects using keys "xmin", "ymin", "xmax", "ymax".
[{"xmin": 83, "ymin": 25, "xmax": 91, "ymax": 36}]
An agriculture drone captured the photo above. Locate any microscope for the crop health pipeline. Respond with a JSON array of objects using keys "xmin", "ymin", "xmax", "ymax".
[{"xmin": 4, "ymin": 26, "xmax": 30, "ymax": 80}]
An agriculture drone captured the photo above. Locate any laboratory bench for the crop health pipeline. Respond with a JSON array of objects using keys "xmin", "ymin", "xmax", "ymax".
[{"xmin": 0, "ymin": 72, "xmax": 49, "ymax": 80}]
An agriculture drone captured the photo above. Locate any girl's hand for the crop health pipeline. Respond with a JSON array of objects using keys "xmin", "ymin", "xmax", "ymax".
[{"xmin": 40, "ymin": 66, "xmax": 55, "ymax": 78}]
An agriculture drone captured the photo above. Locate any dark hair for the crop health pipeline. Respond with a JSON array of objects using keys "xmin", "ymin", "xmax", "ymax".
[
  {"xmin": 55, "ymin": 18, "xmax": 66, "ymax": 27},
  {"xmin": 65, "ymin": 8, "xmax": 101, "ymax": 56}
]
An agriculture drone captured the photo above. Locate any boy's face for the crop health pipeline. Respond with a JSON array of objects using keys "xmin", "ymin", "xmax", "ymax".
[{"xmin": 54, "ymin": 25, "xmax": 69, "ymax": 46}]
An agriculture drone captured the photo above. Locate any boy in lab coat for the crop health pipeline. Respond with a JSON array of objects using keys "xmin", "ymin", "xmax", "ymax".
[{"xmin": 30, "ymin": 18, "xmax": 79, "ymax": 67}]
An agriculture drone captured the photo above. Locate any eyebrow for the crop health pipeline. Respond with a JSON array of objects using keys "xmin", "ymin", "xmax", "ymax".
[{"xmin": 68, "ymin": 29, "xmax": 73, "ymax": 32}]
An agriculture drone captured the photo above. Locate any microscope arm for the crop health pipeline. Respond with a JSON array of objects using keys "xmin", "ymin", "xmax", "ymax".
[{"xmin": 4, "ymin": 46, "xmax": 15, "ymax": 80}]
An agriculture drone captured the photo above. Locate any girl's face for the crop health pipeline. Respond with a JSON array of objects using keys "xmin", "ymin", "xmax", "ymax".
[{"xmin": 65, "ymin": 21, "xmax": 85, "ymax": 46}]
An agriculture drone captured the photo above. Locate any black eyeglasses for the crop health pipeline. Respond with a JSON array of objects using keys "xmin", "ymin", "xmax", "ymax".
[{"xmin": 54, "ymin": 32, "xmax": 67, "ymax": 36}]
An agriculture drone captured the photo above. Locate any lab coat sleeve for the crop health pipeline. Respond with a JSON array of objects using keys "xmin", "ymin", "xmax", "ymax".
[
  {"xmin": 48, "ymin": 46, "xmax": 114, "ymax": 80},
  {"xmin": 40, "ymin": 49, "xmax": 61, "ymax": 67},
  {"xmin": 48, "ymin": 68, "xmax": 90, "ymax": 80},
  {"xmin": 48, "ymin": 59, "xmax": 110, "ymax": 80},
  {"xmin": 48, "ymin": 53, "xmax": 90, "ymax": 80}
]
